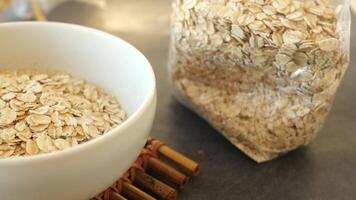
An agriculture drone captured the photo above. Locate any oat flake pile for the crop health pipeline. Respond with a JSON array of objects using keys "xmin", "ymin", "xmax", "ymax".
[
  {"xmin": 169, "ymin": 0, "xmax": 351, "ymax": 162},
  {"xmin": 0, "ymin": 71, "xmax": 126, "ymax": 158}
]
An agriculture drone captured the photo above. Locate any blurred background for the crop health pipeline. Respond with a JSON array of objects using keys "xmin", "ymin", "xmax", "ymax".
[{"xmin": 2, "ymin": 0, "xmax": 356, "ymax": 199}]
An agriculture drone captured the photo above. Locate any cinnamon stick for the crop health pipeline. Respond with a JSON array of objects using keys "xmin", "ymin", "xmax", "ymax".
[
  {"xmin": 147, "ymin": 157, "xmax": 188, "ymax": 188},
  {"xmin": 158, "ymin": 145, "xmax": 200, "ymax": 176},
  {"xmin": 121, "ymin": 182, "xmax": 156, "ymax": 200},
  {"xmin": 109, "ymin": 191, "xmax": 127, "ymax": 200},
  {"xmin": 134, "ymin": 170, "xmax": 177, "ymax": 200}
]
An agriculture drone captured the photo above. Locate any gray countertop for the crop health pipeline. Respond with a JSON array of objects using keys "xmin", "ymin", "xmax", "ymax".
[{"xmin": 49, "ymin": 1, "xmax": 356, "ymax": 199}]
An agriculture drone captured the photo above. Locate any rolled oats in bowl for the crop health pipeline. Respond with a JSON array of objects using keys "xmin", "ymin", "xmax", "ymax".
[
  {"xmin": 169, "ymin": 0, "xmax": 351, "ymax": 162},
  {"xmin": 0, "ymin": 70, "xmax": 126, "ymax": 158}
]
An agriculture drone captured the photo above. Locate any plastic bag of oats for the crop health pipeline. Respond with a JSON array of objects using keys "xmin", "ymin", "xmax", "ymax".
[{"xmin": 169, "ymin": 0, "xmax": 351, "ymax": 163}]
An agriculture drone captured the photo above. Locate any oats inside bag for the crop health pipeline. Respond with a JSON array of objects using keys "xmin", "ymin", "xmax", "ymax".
[
  {"xmin": 169, "ymin": 0, "xmax": 350, "ymax": 162},
  {"xmin": 0, "ymin": 70, "xmax": 126, "ymax": 158}
]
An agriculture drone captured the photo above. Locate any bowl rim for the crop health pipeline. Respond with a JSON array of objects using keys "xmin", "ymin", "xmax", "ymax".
[{"xmin": 0, "ymin": 21, "xmax": 156, "ymax": 164}]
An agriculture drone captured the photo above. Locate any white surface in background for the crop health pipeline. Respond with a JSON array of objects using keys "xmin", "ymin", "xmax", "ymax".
[{"xmin": 352, "ymin": 0, "xmax": 356, "ymax": 15}]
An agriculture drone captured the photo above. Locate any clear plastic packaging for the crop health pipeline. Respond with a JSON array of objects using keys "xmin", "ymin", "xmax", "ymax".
[{"xmin": 169, "ymin": 0, "xmax": 351, "ymax": 162}]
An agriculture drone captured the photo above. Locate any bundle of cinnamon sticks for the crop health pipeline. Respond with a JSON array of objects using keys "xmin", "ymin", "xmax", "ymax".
[{"xmin": 93, "ymin": 138, "xmax": 200, "ymax": 200}]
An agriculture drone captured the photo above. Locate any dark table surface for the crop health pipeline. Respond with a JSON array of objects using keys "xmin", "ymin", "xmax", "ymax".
[{"xmin": 49, "ymin": 1, "xmax": 356, "ymax": 199}]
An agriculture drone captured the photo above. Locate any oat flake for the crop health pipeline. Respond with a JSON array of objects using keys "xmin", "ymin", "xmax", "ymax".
[
  {"xmin": 169, "ymin": 0, "xmax": 349, "ymax": 162},
  {"xmin": 0, "ymin": 70, "xmax": 126, "ymax": 158}
]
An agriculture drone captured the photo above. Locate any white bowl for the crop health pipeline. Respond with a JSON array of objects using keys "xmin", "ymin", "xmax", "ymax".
[{"xmin": 0, "ymin": 22, "xmax": 156, "ymax": 200}]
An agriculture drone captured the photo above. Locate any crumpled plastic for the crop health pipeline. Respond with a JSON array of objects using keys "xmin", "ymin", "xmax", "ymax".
[{"xmin": 168, "ymin": 0, "xmax": 351, "ymax": 162}]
